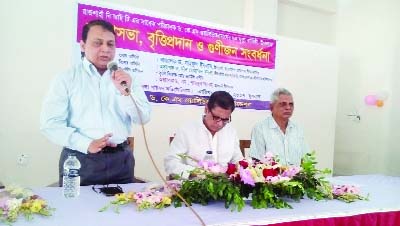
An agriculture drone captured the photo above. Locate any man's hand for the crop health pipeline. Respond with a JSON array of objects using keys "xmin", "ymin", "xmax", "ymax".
[
  {"xmin": 87, "ymin": 133, "xmax": 116, "ymax": 154},
  {"xmin": 112, "ymin": 69, "xmax": 132, "ymax": 96}
]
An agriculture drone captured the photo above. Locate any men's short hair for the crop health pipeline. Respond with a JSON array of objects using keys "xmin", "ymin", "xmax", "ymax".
[
  {"xmin": 207, "ymin": 91, "xmax": 235, "ymax": 112},
  {"xmin": 81, "ymin": 19, "xmax": 115, "ymax": 43},
  {"xmin": 270, "ymin": 88, "xmax": 292, "ymax": 104}
]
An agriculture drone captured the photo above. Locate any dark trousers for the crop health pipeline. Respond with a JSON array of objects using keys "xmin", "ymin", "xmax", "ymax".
[{"xmin": 59, "ymin": 142, "xmax": 134, "ymax": 186}]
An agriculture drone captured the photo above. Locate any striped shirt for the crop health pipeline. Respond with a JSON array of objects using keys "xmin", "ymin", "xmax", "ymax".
[{"xmin": 249, "ymin": 115, "xmax": 309, "ymax": 166}]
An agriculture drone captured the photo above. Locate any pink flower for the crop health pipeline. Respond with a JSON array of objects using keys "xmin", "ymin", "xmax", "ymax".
[
  {"xmin": 281, "ymin": 166, "xmax": 301, "ymax": 178},
  {"xmin": 209, "ymin": 164, "xmax": 226, "ymax": 174},
  {"xmin": 197, "ymin": 160, "xmax": 226, "ymax": 174},
  {"xmin": 239, "ymin": 167, "xmax": 255, "ymax": 186},
  {"xmin": 0, "ymin": 197, "xmax": 8, "ymax": 209},
  {"xmin": 134, "ymin": 193, "xmax": 144, "ymax": 199},
  {"xmin": 164, "ymin": 180, "xmax": 182, "ymax": 193},
  {"xmin": 198, "ymin": 160, "xmax": 215, "ymax": 170},
  {"xmin": 347, "ymin": 186, "xmax": 360, "ymax": 194},
  {"xmin": 149, "ymin": 194, "xmax": 162, "ymax": 203},
  {"xmin": 261, "ymin": 152, "xmax": 276, "ymax": 165},
  {"xmin": 332, "ymin": 185, "xmax": 360, "ymax": 196}
]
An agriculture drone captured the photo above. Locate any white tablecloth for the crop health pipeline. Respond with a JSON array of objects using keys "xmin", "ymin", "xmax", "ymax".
[{"xmin": 11, "ymin": 175, "xmax": 400, "ymax": 226}]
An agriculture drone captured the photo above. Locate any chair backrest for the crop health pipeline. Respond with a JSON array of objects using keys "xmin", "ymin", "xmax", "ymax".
[
  {"xmin": 127, "ymin": 137, "xmax": 134, "ymax": 151},
  {"xmin": 169, "ymin": 136, "xmax": 174, "ymax": 144},
  {"xmin": 239, "ymin": 139, "xmax": 251, "ymax": 156}
]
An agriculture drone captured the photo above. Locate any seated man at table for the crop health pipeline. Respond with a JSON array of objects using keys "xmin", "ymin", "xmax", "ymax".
[
  {"xmin": 164, "ymin": 91, "xmax": 243, "ymax": 179},
  {"xmin": 249, "ymin": 88, "xmax": 309, "ymax": 166}
]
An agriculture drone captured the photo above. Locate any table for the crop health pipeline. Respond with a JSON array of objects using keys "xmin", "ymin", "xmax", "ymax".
[{"xmin": 11, "ymin": 175, "xmax": 400, "ymax": 226}]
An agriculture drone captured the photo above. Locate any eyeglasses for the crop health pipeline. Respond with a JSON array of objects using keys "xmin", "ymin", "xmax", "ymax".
[{"xmin": 209, "ymin": 110, "xmax": 231, "ymax": 124}]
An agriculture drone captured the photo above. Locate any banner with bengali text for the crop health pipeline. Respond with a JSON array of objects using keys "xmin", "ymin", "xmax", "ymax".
[{"xmin": 75, "ymin": 2, "xmax": 277, "ymax": 110}]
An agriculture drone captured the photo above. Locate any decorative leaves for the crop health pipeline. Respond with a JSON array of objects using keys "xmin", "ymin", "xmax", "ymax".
[{"xmin": 101, "ymin": 152, "xmax": 368, "ymax": 213}]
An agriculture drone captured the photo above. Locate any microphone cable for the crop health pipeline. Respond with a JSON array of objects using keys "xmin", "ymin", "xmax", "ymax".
[{"xmin": 124, "ymin": 84, "xmax": 206, "ymax": 226}]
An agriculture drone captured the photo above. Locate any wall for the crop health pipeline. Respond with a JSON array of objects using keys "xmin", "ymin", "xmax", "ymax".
[
  {"xmin": 276, "ymin": 0, "xmax": 400, "ymax": 176},
  {"xmin": 0, "ymin": 0, "xmax": 337, "ymax": 186},
  {"xmin": 334, "ymin": 0, "xmax": 400, "ymax": 175},
  {"xmin": 277, "ymin": 0, "xmax": 337, "ymax": 45},
  {"xmin": 0, "ymin": 0, "xmax": 76, "ymax": 186}
]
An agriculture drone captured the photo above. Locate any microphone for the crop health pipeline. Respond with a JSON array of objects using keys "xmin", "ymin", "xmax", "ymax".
[
  {"xmin": 107, "ymin": 61, "xmax": 129, "ymax": 93},
  {"xmin": 107, "ymin": 61, "xmax": 118, "ymax": 72}
]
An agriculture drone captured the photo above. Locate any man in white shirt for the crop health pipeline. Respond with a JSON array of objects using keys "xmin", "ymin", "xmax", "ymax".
[
  {"xmin": 164, "ymin": 91, "xmax": 243, "ymax": 179},
  {"xmin": 249, "ymin": 88, "xmax": 309, "ymax": 166}
]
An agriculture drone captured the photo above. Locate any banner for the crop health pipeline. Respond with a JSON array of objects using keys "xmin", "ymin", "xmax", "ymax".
[{"xmin": 76, "ymin": 2, "xmax": 277, "ymax": 110}]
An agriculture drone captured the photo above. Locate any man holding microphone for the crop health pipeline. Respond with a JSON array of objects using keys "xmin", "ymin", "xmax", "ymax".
[{"xmin": 41, "ymin": 20, "xmax": 151, "ymax": 186}]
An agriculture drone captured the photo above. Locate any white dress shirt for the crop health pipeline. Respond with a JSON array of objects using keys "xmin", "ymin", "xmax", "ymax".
[
  {"xmin": 249, "ymin": 115, "xmax": 309, "ymax": 166},
  {"xmin": 164, "ymin": 118, "xmax": 243, "ymax": 179},
  {"xmin": 40, "ymin": 58, "xmax": 151, "ymax": 153}
]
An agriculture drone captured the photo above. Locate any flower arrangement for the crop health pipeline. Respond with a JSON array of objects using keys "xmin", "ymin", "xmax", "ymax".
[
  {"xmin": 101, "ymin": 152, "xmax": 367, "ymax": 212},
  {"xmin": 332, "ymin": 184, "xmax": 368, "ymax": 203},
  {"xmin": 100, "ymin": 181, "xmax": 180, "ymax": 212},
  {"xmin": 0, "ymin": 185, "xmax": 54, "ymax": 225},
  {"xmin": 173, "ymin": 152, "xmax": 320, "ymax": 210}
]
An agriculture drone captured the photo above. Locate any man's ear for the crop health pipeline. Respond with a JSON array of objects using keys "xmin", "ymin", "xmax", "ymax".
[
  {"xmin": 204, "ymin": 105, "xmax": 209, "ymax": 114},
  {"xmin": 80, "ymin": 40, "xmax": 85, "ymax": 52}
]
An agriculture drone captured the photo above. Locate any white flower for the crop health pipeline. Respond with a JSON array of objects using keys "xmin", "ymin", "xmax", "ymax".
[
  {"xmin": 6, "ymin": 198, "xmax": 23, "ymax": 211},
  {"xmin": 265, "ymin": 175, "xmax": 290, "ymax": 184}
]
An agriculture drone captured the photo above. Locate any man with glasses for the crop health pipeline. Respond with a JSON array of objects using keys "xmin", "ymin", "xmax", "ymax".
[
  {"xmin": 249, "ymin": 88, "xmax": 309, "ymax": 166},
  {"xmin": 164, "ymin": 91, "xmax": 243, "ymax": 179}
]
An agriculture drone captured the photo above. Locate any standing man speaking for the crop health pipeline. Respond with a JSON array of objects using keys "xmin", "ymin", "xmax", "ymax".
[{"xmin": 40, "ymin": 20, "xmax": 151, "ymax": 186}]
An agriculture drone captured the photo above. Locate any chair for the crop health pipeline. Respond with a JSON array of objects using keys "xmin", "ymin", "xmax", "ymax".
[
  {"xmin": 239, "ymin": 139, "xmax": 251, "ymax": 157},
  {"xmin": 127, "ymin": 137, "xmax": 135, "ymax": 150}
]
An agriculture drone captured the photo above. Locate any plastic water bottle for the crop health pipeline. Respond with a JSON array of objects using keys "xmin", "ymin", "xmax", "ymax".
[
  {"xmin": 62, "ymin": 154, "xmax": 81, "ymax": 198},
  {"xmin": 203, "ymin": 150, "xmax": 214, "ymax": 161}
]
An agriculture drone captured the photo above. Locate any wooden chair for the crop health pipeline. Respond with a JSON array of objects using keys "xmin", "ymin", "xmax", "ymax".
[
  {"xmin": 239, "ymin": 139, "xmax": 251, "ymax": 157},
  {"xmin": 127, "ymin": 137, "xmax": 135, "ymax": 150}
]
